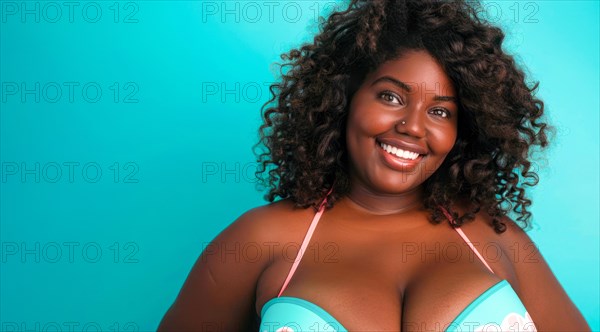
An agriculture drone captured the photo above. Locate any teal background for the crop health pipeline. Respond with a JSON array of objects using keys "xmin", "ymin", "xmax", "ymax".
[{"xmin": 0, "ymin": 1, "xmax": 598, "ymax": 331}]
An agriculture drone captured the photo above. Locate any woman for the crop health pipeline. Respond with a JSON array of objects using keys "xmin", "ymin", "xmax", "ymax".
[{"xmin": 158, "ymin": 0, "xmax": 591, "ymax": 331}]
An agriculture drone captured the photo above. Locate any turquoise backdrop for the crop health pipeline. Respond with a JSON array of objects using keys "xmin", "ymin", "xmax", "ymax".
[{"xmin": 1, "ymin": 1, "xmax": 598, "ymax": 330}]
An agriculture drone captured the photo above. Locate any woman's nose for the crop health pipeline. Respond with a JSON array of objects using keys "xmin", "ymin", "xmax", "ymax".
[{"xmin": 395, "ymin": 106, "xmax": 426, "ymax": 138}]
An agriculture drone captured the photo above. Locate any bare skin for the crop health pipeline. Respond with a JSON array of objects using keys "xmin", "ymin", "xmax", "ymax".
[{"xmin": 158, "ymin": 51, "xmax": 591, "ymax": 331}]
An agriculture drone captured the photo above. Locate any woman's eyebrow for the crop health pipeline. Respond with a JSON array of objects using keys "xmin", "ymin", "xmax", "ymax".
[
  {"xmin": 434, "ymin": 95, "xmax": 457, "ymax": 103},
  {"xmin": 371, "ymin": 75, "xmax": 457, "ymax": 103},
  {"xmin": 370, "ymin": 76, "xmax": 412, "ymax": 92}
]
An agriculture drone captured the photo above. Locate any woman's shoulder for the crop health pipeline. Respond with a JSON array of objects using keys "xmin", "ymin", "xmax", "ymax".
[
  {"xmin": 452, "ymin": 198, "xmax": 533, "ymax": 241},
  {"xmin": 466, "ymin": 204, "xmax": 534, "ymax": 249},
  {"xmin": 451, "ymin": 199, "xmax": 537, "ymax": 276},
  {"xmin": 220, "ymin": 198, "xmax": 317, "ymax": 244}
]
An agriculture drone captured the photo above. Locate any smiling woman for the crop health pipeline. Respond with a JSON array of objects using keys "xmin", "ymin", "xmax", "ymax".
[
  {"xmin": 157, "ymin": 0, "xmax": 592, "ymax": 331},
  {"xmin": 346, "ymin": 51, "xmax": 459, "ymax": 195}
]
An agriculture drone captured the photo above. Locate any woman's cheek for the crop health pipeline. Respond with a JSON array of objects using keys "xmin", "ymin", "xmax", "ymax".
[{"xmin": 430, "ymin": 129, "xmax": 458, "ymax": 154}]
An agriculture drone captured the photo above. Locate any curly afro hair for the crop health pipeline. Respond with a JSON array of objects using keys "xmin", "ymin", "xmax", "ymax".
[{"xmin": 253, "ymin": 0, "xmax": 552, "ymax": 233}]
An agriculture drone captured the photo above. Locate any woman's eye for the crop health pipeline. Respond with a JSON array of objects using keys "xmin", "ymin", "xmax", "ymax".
[
  {"xmin": 430, "ymin": 108, "xmax": 451, "ymax": 118},
  {"xmin": 379, "ymin": 91, "xmax": 403, "ymax": 105}
]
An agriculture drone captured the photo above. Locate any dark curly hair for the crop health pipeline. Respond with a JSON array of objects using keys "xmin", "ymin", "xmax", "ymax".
[{"xmin": 253, "ymin": 0, "xmax": 552, "ymax": 233}]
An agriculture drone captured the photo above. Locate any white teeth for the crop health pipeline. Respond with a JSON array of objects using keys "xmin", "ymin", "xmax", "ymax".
[{"xmin": 379, "ymin": 142, "xmax": 420, "ymax": 160}]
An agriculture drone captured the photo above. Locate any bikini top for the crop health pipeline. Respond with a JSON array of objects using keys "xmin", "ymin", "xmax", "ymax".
[{"xmin": 259, "ymin": 192, "xmax": 538, "ymax": 332}]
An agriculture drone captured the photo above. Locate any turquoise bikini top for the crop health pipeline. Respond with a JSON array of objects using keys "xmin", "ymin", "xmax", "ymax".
[{"xmin": 259, "ymin": 191, "xmax": 538, "ymax": 332}]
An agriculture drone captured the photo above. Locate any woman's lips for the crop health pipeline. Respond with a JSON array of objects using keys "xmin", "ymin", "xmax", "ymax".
[{"xmin": 376, "ymin": 140, "xmax": 424, "ymax": 172}]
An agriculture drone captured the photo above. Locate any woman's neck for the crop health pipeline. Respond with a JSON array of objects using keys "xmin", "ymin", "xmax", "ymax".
[{"xmin": 344, "ymin": 183, "xmax": 426, "ymax": 216}]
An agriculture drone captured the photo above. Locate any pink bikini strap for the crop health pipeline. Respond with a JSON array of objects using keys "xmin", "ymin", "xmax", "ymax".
[
  {"xmin": 439, "ymin": 205, "xmax": 495, "ymax": 274},
  {"xmin": 277, "ymin": 186, "xmax": 334, "ymax": 297}
]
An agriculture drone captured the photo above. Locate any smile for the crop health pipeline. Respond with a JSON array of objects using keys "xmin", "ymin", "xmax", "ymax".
[
  {"xmin": 376, "ymin": 140, "xmax": 425, "ymax": 172},
  {"xmin": 378, "ymin": 142, "xmax": 421, "ymax": 160}
]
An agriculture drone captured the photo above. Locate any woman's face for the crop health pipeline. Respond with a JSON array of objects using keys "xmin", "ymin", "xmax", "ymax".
[{"xmin": 346, "ymin": 50, "xmax": 459, "ymax": 195}]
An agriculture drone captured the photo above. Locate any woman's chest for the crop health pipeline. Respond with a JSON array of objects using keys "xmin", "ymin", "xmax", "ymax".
[{"xmin": 255, "ymin": 225, "xmax": 515, "ymax": 331}]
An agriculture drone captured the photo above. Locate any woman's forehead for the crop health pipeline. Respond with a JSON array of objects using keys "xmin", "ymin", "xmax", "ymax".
[{"xmin": 365, "ymin": 50, "xmax": 457, "ymax": 96}]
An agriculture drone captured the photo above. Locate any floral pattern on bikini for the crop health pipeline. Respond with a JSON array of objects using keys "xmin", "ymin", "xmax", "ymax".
[
  {"xmin": 275, "ymin": 327, "xmax": 295, "ymax": 332},
  {"xmin": 474, "ymin": 311, "xmax": 537, "ymax": 332}
]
